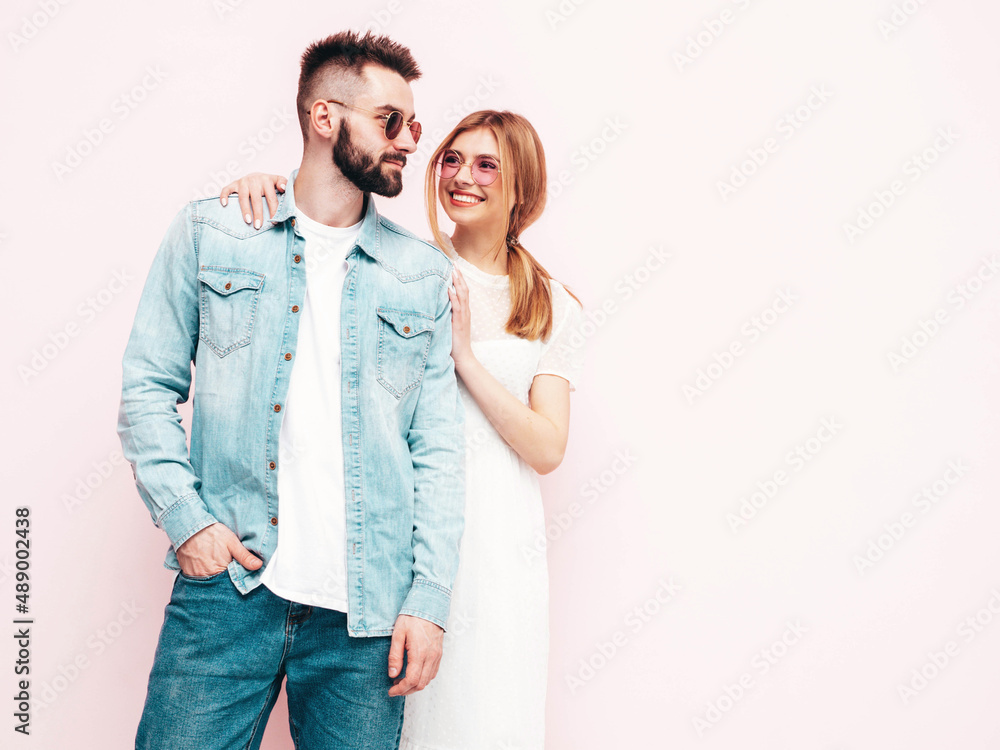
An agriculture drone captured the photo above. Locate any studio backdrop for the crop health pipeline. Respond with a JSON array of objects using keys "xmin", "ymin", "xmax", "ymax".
[{"xmin": 2, "ymin": 0, "xmax": 999, "ymax": 747}]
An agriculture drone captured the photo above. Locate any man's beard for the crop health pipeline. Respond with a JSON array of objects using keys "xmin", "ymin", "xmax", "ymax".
[{"xmin": 332, "ymin": 120, "xmax": 405, "ymax": 197}]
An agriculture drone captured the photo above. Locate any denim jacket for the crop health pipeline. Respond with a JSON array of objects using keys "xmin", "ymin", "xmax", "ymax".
[{"xmin": 117, "ymin": 172, "xmax": 465, "ymax": 636}]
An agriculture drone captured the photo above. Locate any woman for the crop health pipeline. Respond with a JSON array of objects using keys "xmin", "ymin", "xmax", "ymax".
[{"xmin": 221, "ymin": 110, "xmax": 583, "ymax": 749}]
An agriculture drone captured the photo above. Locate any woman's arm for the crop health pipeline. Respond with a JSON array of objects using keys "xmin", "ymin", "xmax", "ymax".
[
  {"xmin": 219, "ymin": 173, "xmax": 287, "ymax": 229},
  {"xmin": 449, "ymin": 266, "xmax": 572, "ymax": 475}
]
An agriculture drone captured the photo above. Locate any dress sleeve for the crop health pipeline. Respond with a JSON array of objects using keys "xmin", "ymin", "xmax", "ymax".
[{"xmin": 534, "ymin": 282, "xmax": 585, "ymax": 392}]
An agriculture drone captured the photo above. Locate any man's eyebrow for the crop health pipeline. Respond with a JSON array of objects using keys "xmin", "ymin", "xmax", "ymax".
[{"xmin": 373, "ymin": 103, "xmax": 416, "ymax": 119}]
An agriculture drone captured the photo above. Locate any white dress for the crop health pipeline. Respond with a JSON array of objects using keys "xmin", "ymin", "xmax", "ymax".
[{"xmin": 398, "ymin": 245, "xmax": 584, "ymax": 750}]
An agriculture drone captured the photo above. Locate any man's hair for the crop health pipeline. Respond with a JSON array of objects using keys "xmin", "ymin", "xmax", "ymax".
[{"xmin": 296, "ymin": 30, "xmax": 421, "ymax": 139}]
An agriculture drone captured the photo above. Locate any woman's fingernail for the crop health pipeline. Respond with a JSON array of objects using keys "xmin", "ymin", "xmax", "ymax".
[
  {"xmin": 221, "ymin": 198, "xmax": 227, "ymax": 206},
  {"xmin": 254, "ymin": 219, "xmax": 262, "ymax": 229},
  {"xmin": 279, "ymin": 183, "xmax": 286, "ymax": 191}
]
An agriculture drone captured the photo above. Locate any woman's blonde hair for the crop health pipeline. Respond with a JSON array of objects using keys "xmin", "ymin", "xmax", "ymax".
[{"xmin": 425, "ymin": 110, "xmax": 578, "ymax": 341}]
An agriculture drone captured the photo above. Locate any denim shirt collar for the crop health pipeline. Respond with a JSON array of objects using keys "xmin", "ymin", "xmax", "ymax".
[{"xmin": 272, "ymin": 168, "xmax": 380, "ymax": 259}]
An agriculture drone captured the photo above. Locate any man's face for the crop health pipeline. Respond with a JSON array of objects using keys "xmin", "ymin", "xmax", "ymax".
[{"xmin": 332, "ymin": 64, "xmax": 417, "ymax": 197}]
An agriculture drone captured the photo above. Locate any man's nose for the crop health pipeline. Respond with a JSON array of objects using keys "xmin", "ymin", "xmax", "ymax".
[{"xmin": 392, "ymin": 128, "xmax": 417, "ymax": 153}]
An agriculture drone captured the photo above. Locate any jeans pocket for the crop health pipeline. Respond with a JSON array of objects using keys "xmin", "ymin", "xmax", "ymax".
[
  {"xmin": 197, "ymin": 265, "xmax": 265, "ymax": 357},
  {"xmin": 178, "ymin": 568, "xmax": 229, "ymax": 583},
  {"xmin": 375, "ymin": 307, "xmax": 435, "ymax": 398}
]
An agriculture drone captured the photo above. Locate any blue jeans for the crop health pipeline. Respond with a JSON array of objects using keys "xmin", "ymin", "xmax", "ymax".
[{"xmin": 136, "ymin": 571, "xmax": 405, "ymax": 749}]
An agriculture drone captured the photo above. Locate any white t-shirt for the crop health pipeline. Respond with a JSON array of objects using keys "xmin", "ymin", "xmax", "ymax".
[{"xmin": 259, "ymin": 208, "xmax": 362, "ymax": 611}]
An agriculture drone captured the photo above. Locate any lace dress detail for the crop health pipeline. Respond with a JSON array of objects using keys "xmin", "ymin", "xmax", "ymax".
[{"xmin": 398, "ymin": 241, "xmax": 583, "ymax": 750}]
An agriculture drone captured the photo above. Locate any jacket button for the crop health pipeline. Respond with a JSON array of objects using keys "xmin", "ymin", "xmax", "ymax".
[
  {"xmin": 284, "ymin": 353, "xmax": 292, "ymax": 360},
  {"xmin": 270, "ymin": 516, "xmax": 278, "ymax": 526},
  {"xmin": 294, "ymin": 255, "xmax": 301, "ymax": 263},
  {"xmin": 269, "ymin": 461, "xmax": 276, "ymax": 470},
  {"xmin": 291, "ymin": 305, "xmax": 299, "ymax": 313},
  {"xmin": 403, "ymin": 326, "xmax": 411, "ymax": 333},
  {"xmin": 290, "ymin": 218, "xmax": 296, "ymax": 227},
  {"xmin": 225, "ymin": 282, "xmax": 232, "ymax": 290},
  {"xmin": 274, "ymin": 404, "xmax": 281, "ymax": 412}
]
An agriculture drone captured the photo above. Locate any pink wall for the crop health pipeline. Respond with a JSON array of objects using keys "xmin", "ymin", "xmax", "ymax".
[{"xmin": 4, "ymin": 0, "xmax": 1000, "ymax": 747}]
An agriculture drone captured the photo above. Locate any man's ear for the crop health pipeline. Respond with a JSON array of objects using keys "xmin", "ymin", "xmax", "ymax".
[{"xmin": 309, "ymin": 100, "xmax": 338, "ymax": 141}]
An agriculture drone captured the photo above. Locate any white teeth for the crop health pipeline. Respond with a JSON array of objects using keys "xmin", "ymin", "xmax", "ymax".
[{"xmin": 452, "ymin": 192, "xmax": 483, "ymax": 204}]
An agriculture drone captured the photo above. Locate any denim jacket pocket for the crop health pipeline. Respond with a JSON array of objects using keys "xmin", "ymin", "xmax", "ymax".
[
  {"xmin": 197, "ymin": 266, "xmax": 265, "ymax": 357},
  {"xmin": 376, "ymin": 306, "xmax": 435, "ymax": 398}
]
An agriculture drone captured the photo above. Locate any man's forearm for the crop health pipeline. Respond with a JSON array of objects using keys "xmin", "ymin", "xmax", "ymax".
[
  {"xmin": 401, "ymin": 274, "xmax": 466, "ymax": 629},
  {"xmin": 400, "ymin": 421, "xmax": 465, "ymax": 629},
  {"xmin": 117, "ymin": 204, "xmax": 217, "ymax": 551}
]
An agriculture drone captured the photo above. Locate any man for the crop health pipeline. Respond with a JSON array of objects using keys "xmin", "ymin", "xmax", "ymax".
[{"xmin": 117, "ymin": 31, "xmax": 465, "ymax": 749}]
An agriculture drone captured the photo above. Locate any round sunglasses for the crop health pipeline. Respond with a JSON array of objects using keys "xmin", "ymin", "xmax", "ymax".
[
  {"xmin": 325, "ymin": 99, "xmax": 422, "ymax": 144},
  {"xmin": 434, "ymin": 149, "xmax": 502, "ymax": 186}
]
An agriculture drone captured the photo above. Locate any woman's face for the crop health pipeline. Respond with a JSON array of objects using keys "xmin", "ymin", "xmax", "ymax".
[{"xmin": 436, "ymin": 127, "xmax": 507, "ymax": 235}]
